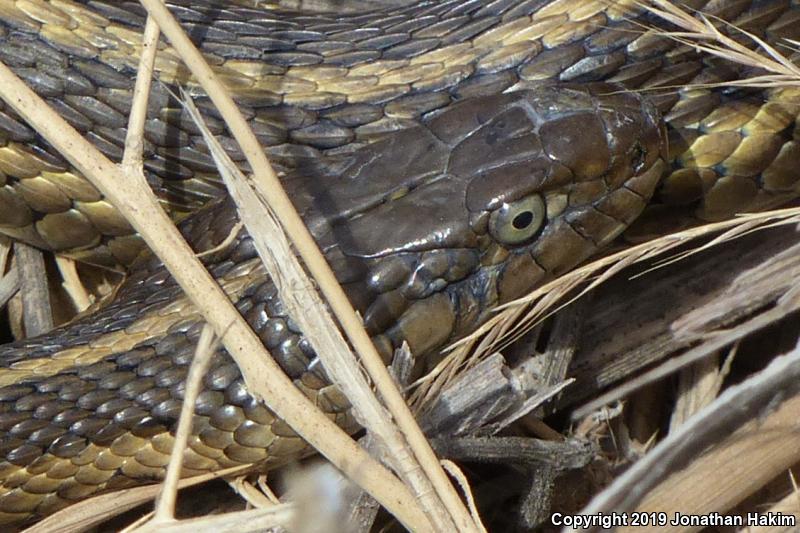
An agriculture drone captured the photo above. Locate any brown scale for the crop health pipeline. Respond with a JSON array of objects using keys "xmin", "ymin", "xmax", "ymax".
[
  {"xmin": 0, "ymin": 0, "xmax": 792, "ymax": 266},
  {"xmin": 0, "ymin": 0, "xmax": 795, "ymax": 526},
  {"xmin": 0, "ymin": 81, "xmax": 665, "ymax": 526}
]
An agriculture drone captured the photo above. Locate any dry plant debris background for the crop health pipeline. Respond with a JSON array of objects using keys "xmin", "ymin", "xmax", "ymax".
[{"xmin": 0, "ymin": 0, "xmax": 797, "ymax": 532}]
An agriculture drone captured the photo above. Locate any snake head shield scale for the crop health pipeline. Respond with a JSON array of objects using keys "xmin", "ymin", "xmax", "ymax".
[{"xmin": 0, "ymin": 83, "xmax": 665, "ymax": 524}]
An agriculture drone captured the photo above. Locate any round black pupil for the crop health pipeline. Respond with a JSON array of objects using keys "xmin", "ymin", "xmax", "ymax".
[{"xmin": 512, "ymin": 211, "xmax": 534, "ymax": 230}]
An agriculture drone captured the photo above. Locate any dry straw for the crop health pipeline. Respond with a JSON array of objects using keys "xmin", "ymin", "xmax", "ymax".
[
  {"xmin": 4, "ymin": 0, "xmax": 800, "ymax": 530},
  {"xmin": 0, "ymin": 0, "xmax": 486, "ymax": 530}
]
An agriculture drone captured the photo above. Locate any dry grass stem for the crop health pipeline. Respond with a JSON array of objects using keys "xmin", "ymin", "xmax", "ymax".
[
  {"xmin": 138, "ymin": 1, "xmax": 475, "ymax": 528},
  {"xmin": 196, "ymin": 221, "xmax": 244, "ymax": 259},
  {"xmin": 21, "ymin": 466, "xmax": 252, "ymax": 533},
  {"xmin": 668, "ymin": 349, "xmax": 732, "ymax": 431},
  {"xmin": 644, "ymin": 0, "xmax": 800, "ymax": 87},
  {"xmin": 574, "ymin": 339, "xmax": 800, "ymax": 533},
  {"xmin": 0, "ymin": 21, "xmax": 426, "ymax": 533},
  {"xmin": 256, "ymin": 476, "xmax": 279, "ymax": 504},
  {"xmin": 181, "ymin": 91, "xmax": 456, "ymax": 529},
  {"xmin": 440, "ymin": 460, "xmax": 487, "ymax": 533},
  {"xmin": 122, "ymin": 15, "xmax": 161, "ymax": 170},
  {"xmin": 14, "ymin": 242, "xmax": 53, "ymax": 336},
  {"xmin": 120, "ymin": 512, "xmax": 155, "ymax": 533},
  {"xmin": 54, "ymin": 257, "xmax": 92, "ymax": 311},
  {"xmin": 229, "ymin": 477, "xmax": 277, "ymax": 509},
  {"xmin": 413, "ymin": 207, "xmax": 800, "ymax": 410},
  {"xmin": 0, "ymin": 267, "xmax": 19, "ymax": 310},
  {"xmin": 0, "ymin": 235, "xmax": 12, "ymax": 273},
  {"xmin": 149, "ymin": 325, "xmax": 219, "ymax": 525},
  {"xmin": 134, "ymin": 505, "xmax": 296, "ymax": 533},
  {"xmin": 137, "ymin": 0, "xmax": 476, "ymax": 529}
]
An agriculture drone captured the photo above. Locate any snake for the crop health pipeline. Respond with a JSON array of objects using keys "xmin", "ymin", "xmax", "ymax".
[{"xmin": 0, "ymin": 0, "xmax": 797, "ymax": 527}]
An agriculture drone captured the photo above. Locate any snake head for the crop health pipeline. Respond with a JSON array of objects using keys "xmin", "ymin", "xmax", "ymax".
[
  {"xmin": 324, "ymin": 84, "xmax": 668, "ymax": 358},
  {"xmin": 457, "ymin": 83, "xmax": 668, "ymax": 289}
]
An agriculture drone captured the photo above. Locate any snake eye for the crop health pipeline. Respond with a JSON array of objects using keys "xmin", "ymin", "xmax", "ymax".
[{"xmin": 488, "ymin": 194, "xmax": 546, "ymax": 245}]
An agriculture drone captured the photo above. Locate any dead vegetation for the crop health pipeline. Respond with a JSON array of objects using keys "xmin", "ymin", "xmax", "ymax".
[{"xmin": 0, "ymin": 0, "xmax": 798, "ymax": 531}]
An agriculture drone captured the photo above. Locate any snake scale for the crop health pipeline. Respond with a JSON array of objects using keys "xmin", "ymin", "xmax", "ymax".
[{"xmin": 0, "ymin": 0, "xmax": 797, "ymax": 526}]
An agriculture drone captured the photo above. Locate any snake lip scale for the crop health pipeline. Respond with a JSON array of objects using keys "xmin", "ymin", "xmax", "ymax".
[{"xmin": 0, "ymin": 0, "xmax": 797, "ymax": 527}]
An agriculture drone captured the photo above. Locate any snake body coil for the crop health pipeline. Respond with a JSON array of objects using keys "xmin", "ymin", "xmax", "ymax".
[{"xmin": 0, "ymin": 0, "xmax": 797, "ymax": 526}]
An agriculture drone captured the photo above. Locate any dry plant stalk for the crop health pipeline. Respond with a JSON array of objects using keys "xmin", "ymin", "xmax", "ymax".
[
  {"xmin": 668, "ymin": 349, "xmax": 733, "ymax": 430},
  {"xmin": 130, "ymin": 505, "xmax": 296, "ymax": 533},
  {"xmin": 135, "ymin": 2, "xmax": 477, "ymax": 530},
  {"xmin": 121, "ymin": 16, "xmax": 161, "ymax": 171},
  {"xmin": 181, "ymin": 92, "xmax": 469, "ymax": 531},
  {"xmin": 21, "ymin": 465, "xmax": 253, "ymax": 533},
  {"xmin": 412, "ymin": 206, "xmax": 800, "ymax": 411},
  {"xmin": 149, "ymin": 325, "xmax": 219, "ymax": 525},
  {"xmin": 643, "ymin": 0, "xmax": 800, "ymax": 87},
  {"xmin": 0, "ymin": 267, "xmax": 19, "ymax": 310},
  {"xmin": 623, "ymin": 393, "xmax": 800, "ymax": 533},
  {"xmin": 747, "ymin": 483, "xmax": 800, "ymax": 533},
  {"xmin": 54, "ymin": 257, "xmax": 93, "ymax": 311},
  {"xmin": 0, "ymin": 236, "xmax": 18, "ymax": 309},
  {"xmin": 0, "ymin": 10, "xmax": 429, "ymax": 533},
  {"xmin": 577, "ymin": 340, "xmax": 800, "ymax": 533},
  {"xmin": 14, "ymin": 243, "xmax": 53, "ymax": 336},
  {"xmin": 229, "ymin": 477, "xmax": 278, "ymax": 508},
  {"xmin": 440, "ymin": 460, "xmax": 486, "ymax": 533}
]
